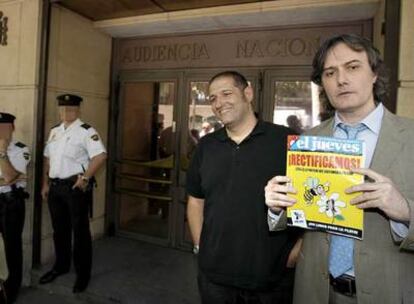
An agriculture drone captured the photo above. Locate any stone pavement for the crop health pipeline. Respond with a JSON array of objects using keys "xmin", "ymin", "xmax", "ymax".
[{"xmin": 16, "ymin": 237, "xmax": 200, "ymax": 304}]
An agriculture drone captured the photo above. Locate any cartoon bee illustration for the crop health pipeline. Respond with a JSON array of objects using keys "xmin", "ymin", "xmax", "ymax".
[{"xmin": 303, "ymin": 177, "xmax": 330, "ymax": 205}]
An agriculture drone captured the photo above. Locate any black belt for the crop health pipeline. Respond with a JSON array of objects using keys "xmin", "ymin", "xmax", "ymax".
[
  {"xmin": 0, "ymin": 191, "xmax": 16, "ymax": 200},
  {"xmin": 0, "ymin": 186, "xmax": 28, "ymax": 200},
  {"xmin": 330, "ymin": 274, "xmax": 356, "ymax": 297},
  {"xmin": 49, "ymin": 175, "xmax": 78, "ymax": 186}
]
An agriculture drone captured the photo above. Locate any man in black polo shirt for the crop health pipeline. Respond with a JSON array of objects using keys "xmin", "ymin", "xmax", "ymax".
[{"xmin": 186, "ymin": 71, "xmax": 301, "ymax": 304}]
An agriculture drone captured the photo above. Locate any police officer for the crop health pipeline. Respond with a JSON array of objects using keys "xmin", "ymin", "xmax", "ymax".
[
  {"xmin": 39, "ymin": 94, "xmax": 106, "ymax": 293},
  {"xmin": 0, "ymin": 112, "xmax": 30, "ymax": 304}
]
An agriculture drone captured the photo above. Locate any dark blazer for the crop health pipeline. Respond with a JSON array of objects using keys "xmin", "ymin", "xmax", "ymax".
[{"xmin": 270, "ymin": 108, "xmax": 414, "ymax": 303}]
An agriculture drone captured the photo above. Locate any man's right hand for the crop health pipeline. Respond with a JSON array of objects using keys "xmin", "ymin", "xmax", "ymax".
[
  {"xmin": 41, "ymin": 183, "xmax": 49, "ymax": 200},
  {"xmin": 264, "ymin": 176, "xmax": 298, "ymax": 213}
]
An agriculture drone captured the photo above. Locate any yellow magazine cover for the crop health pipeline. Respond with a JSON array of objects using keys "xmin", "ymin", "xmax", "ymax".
[{"xmin": 286, "ymin": 135, "xmax": 365, "ymax": 240}]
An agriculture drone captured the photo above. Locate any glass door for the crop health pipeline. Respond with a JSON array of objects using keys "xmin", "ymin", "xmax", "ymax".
[
  {"xmin": 262, "ymin": 68, "xmax": 323, "ymax": 131},
  {"xmin": 114, "ymin": 71, "xmax": 184, "ymax": 245}
]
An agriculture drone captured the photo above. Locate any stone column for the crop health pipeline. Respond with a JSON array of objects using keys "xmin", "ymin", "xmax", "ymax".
[{"xmin": 0, "ymin": 0, "xmax": 42, "ymax": 285}]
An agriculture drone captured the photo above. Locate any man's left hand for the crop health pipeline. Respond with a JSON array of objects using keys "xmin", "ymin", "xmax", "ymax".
[{"xmin": 346, "ymin": 168, "xmax": 410, "ymax": 222}]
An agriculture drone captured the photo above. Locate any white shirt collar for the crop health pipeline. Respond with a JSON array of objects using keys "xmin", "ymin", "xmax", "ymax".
[
  {"xmin": 333, "ymin": 103, "xmax": 384, "ymax": 134},
  {"xmin": 59, "ymin": 118, "xmax": 83, "ymax": 131}
]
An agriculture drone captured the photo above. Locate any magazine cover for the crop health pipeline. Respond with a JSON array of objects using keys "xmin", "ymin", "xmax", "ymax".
[{"xmin": 286, "ymin": 135, "xmax": 365, "ymax": 239}]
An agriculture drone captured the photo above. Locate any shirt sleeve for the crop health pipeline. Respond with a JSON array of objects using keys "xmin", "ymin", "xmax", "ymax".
[
  {"xmin": 84, "ymin": 127, "xmax": 107, "ymax": 159},
  {"xmin": 44, "ymin": 144, "xmax": 50, "ymax": 158},
  {"xmin": 186, "ymin": 144, "xmax": 204, "ymax": 199},
  {"xmin": 268, "ymin": 208, "xmax": 283, "ymax": 228},
  {"xmin": 267, "ymin": 209, "xmax": 288, "ymax": 231},
  {"xmin": 390, "ymin": 220, "xmax": 409, "ymax": 240},
  {"xmin": 43, "ymin": 130, "xmax": 53, "ymax": 158},
  {"xmin": 9, "ymin": 146, "xmax": 30, "ymax": 174}
]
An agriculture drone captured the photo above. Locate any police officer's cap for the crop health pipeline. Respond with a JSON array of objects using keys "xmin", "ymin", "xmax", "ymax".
[
  {"xmin": 57, "ymin": 94, "xmax": 83, "ymax": 106},
  {"xmin": 0, "ymin": 112, "xmax": 16, "ymax": 124}
]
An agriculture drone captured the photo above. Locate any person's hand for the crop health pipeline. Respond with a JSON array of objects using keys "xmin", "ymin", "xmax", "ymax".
[
  {"xmin": 347, "ymin": 168, "xmax": 410, "ymax": 222},
  {"xmin": 0, "ymin": 138, "xmax": 10, "ymax": 152},
  {"xmin": 72, "ymin": 175, "xmax": 88, "ymax": 192},
  {"xmin": 265, "ymin": 176, "xmax": 297, "ymax": 213},
  {"xmin": 41, "ymin": 183, "xmax": 49, "ymax": 200}
]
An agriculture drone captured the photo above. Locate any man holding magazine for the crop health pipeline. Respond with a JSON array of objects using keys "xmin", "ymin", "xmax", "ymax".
[{"xmin": 265, "ymin": 34, "xmax": 414, "ymax": 304}]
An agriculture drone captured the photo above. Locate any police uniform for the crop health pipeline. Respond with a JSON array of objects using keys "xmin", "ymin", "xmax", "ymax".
[
  {"xmin": 0, "ymin": 113, "xmax": 30, "ymax": 304},
  {"xmin": 45, "ymin": 119, "xmax": 106, "ymax": 180},
  {"xmin": 41, "ymin": 94, "xmax": 106, "ymax": 292}
]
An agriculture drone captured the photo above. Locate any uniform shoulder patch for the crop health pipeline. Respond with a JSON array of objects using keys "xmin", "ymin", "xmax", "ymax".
[
  {"xmin": 81, "ymin": 123, "xmax": 91, "ymax": 130},
  {"xmin": 15, "ymin": 142, "xmax": 26, "ymax": 148}
]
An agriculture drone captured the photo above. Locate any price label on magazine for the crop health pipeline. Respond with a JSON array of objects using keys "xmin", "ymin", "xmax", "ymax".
[{"xmin": 286, "ymin": 135, "xmax": 365, "ymax": 240}]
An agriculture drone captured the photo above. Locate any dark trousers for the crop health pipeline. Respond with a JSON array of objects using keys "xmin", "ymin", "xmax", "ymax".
[
  {"xmin": 0, "ymin": 194, "xmax": 25, "ymax": 304},
  {"xmin": 48, "ymin": 182, "xmax": 92, "ymax": 281},
  {"xmin": 198, "ymin": 269, "xmax": 294, "ymax": 304}
]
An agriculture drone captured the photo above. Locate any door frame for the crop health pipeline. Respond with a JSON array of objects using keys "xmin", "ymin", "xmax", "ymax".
[{"xmin": 109, "ymin": 69, "xmax": 185, "ymax": 246}]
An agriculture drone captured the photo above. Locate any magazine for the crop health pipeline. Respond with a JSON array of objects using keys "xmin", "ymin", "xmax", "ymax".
[{"xmin": 286, "ymin": 135, "xmax": 365, "ymax": 239}]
